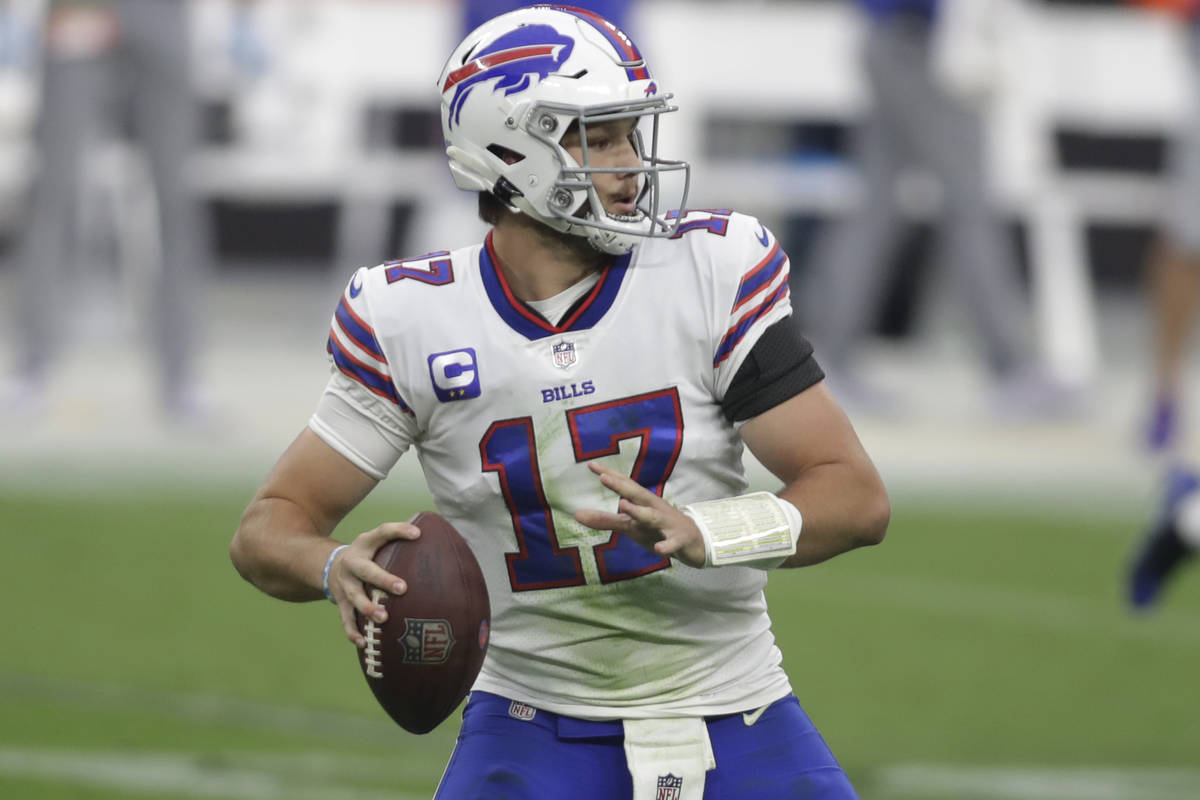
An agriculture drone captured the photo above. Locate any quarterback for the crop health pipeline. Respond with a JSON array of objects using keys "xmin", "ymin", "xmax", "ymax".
[{"xmin": 230, "ymin": 5, "xmax": 890, "ymax": 799}]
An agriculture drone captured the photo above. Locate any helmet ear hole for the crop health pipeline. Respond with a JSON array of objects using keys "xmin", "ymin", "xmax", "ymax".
[{"xmin": 487, "ymin": 144, "xmax": 526, "ymax": 165}]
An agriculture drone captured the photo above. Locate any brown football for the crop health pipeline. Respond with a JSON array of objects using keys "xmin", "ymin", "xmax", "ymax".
[{"xmin": 355, "ymin": 511, "xmax": 490, "ymax": 734}]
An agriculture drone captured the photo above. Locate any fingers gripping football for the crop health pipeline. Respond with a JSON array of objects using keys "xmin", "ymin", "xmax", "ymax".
[
  {"xmin": 575, "ymin": 462, "xmax": 707, "ymax": 568},
  {"xmin": 328, "ymin": 522, "xmax": 420, "ymax": 647}
]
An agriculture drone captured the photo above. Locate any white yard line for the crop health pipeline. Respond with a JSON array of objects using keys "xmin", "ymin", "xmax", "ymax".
[
  {"xmin": 0, "ymin": 672, "xmax": 399, "ymax": 741},
  {"xmin": 876, "ymin": 763, "xmax": 1200, "ymax": 800},
  {"xmin": 4, "ymin": 748, "xmax": 1199, "ymax": 800},
  {"xmin": 0, "ymin": 748, "xmax": 428, "ymax": 800},
  {"xmin": 4, "ymin": 674, "xmax": 1197, "ymax": 800},
  {"xmin": 0, "ymin": 674, "xmax": 452, "ymax": 798}
]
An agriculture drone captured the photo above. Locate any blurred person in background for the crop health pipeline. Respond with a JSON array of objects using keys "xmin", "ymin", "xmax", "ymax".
[
  {"xmin": 231, "ymin": 6, "xmax": 889, "ymax": 798},
  {"xmin": 803, "ymin": 0, "xmax": 1075, "ymax": 418},
  {"xmin": 1135, "ymin": 0, "xmax": 1200, "ymax": 452},
  {"xmin": 1127, "ymin": 0, "xmax": 1200, "ymax": 609},
  {"xmin": 2, "ymin": 0, "xmax": 207, "ymax": 422}
]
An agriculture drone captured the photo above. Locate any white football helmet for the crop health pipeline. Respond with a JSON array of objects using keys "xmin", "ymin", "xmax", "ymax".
[{"xmin": 437, "ymin": 4, "xmax": 690, "ymax": 254}]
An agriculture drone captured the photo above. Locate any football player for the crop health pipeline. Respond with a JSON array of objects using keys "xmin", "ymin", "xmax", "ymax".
[
  {"xmin": 1127, "ymin": 1, "xmax": 1200, "ymax": 608},
  {"xmin": 4, "ymin": 0, "xmax": 205, "ymax": 421},
  {"xmin": 230, "ymin": 6, "xmax": 890, "ymax": 799},
  {"xmin": 1129, "ymin": 466, "xmax": 1200, "ymax": 608},
  {"xmin": 1132, "ymin": 0, "xmax": 1200, "ymax": 450}
]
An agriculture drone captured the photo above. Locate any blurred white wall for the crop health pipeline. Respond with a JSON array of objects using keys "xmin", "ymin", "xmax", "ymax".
[
  {"xmin": 169, "ymin": 0, "xmax": 1193, "ymax": 388},
  {"xmin": 185, "ymin": 1, "xmax": 1195, "ymax": 210},
  {"xmin": 0, "ymin": 0, "xmax": 1190, "ymax": 495},
  {"xmin": 0, "ymin": 0, "xmax": 1187, "ymax": 248}
]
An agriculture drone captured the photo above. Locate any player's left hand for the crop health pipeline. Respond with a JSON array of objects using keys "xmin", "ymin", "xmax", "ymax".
[{"xmin": 575, "ymin": 462, "xmax": 706, "ymax": 568}]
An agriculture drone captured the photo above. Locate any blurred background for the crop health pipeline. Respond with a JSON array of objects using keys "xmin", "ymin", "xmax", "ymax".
[{"xmin": 2, "ymin": 1, "xmax": 1199, "ymax": 799}]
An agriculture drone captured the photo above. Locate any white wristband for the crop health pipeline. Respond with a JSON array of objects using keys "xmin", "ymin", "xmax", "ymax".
[
  {"xmin": 321, "ymin": 544, "xmax": 349, "ymax": 603},
  {"xmin": 682, "ymin": 492, "xmax": 802, "ymax": 569}
]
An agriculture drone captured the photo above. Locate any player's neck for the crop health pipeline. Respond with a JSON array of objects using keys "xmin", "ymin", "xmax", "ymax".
[{"xmin": 490, "ymin": 217, "xmax": 607, "ymax": 302}]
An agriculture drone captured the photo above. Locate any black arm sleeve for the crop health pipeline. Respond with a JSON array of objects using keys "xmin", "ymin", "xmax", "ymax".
[{"xmin": 720, "ymin": 318, "xmax": 825, "ymax": 423}]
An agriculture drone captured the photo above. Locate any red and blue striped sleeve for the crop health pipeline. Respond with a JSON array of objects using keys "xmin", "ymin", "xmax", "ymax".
[
  {"xmin": 325, "ymin": 270, "xmax": 413, "ymax": 415},
  {"xmin": 713, "ymin": 236, "xmax": 791, "ymax": 370}
]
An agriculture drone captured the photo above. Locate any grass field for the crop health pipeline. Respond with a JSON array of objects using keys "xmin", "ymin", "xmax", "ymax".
[{"xmin": 3, "ymin": 483, "xmax": 1199, "ymax": 799}]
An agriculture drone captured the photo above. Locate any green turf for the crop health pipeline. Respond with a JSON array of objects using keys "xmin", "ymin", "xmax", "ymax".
[{"xmin": 2, "ymin": 486, "xmax": 1197, "ymax": 799}]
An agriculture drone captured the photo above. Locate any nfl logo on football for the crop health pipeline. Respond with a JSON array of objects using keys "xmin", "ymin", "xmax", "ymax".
[
  {"xmin": 399, "ymin": 618, "xmax": 455, "ymax": 664},
  {"xmin": 551, "ymin": 339, "xmax": 577, "ymax": 369},
  {"xmin": 655, "ymin": 774, "xmax": 683, "ymax": 800}
]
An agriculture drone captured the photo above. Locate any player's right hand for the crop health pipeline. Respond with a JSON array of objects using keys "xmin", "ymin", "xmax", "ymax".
[
  {"xmin": 575, "ymin": 461, "xmax": 708, "ymax": 568},
  {"xmin": 327, "ymin": 523, "xmax": 419, "ymax": 647}
]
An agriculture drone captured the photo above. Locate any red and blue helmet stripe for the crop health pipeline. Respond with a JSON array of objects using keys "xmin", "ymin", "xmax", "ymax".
[{"xmin": 545, "ymin": 4, "xmax": 651, "ymax": 82}]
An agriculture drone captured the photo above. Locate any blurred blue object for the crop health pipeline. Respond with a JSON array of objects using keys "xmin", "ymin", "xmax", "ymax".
[
  {"xmin": 230, "ymin": 2, "xmax": 268, "ymax": 79},
  {"xmin": 463, "ymin": 1, "xmax": 633, "ymax": 35},
  {"xmin": 0, "ymin": 4, "xmax": 37, "ymax": 69},
  {"xmin": 856, "ymin": 0, "xmax": 938, "ymax": 22},
  {"xmin": 1128, "ymin": 466, "xmax": 1198, "ymax": 609},
  {"xmin": 1145, "ymin": 392, "xmax": 1179, "ymax": 453}
]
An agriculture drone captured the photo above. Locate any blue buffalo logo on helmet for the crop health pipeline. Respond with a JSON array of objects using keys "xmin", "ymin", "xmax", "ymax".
[{"xmin": 443, "ymin": 25, "xmax": 575, "ymax": 128}]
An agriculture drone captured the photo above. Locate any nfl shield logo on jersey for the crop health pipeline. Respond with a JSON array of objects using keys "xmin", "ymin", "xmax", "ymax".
[
  {"xmin": 551, "ymin": 339, "xmax": 577, "ymax": 369},
  {"xmin": 655, "ymin": 774, "xmax": 683, "ymax": 800}
]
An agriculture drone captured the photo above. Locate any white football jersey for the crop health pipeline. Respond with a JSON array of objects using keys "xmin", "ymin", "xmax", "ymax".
[{"xmin": 311, "ymin": 210, "xmax": 799, "ymax": 719}]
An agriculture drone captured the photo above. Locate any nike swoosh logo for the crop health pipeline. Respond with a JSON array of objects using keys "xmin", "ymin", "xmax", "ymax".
[
  {"xmin": 742, "ymin": 704, "xmax": 770, "ymax": 726},
  {"xmin": 349, "ymin": 275, "xmax": 363, "ymax": 298},
  {"xmin": 755, "ymin": 224, "xmax": 769, "ymax": 247}
]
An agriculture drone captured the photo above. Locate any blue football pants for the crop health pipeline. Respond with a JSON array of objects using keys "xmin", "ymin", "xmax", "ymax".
[{"xmin": 433, "ymin": 691, "xmax": 859, "ymax": 799}]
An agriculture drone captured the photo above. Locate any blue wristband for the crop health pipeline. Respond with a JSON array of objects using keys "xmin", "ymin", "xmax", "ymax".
[{"xmin": 321, "ymin": 544, "xmax": 349, "ymax": 603}]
